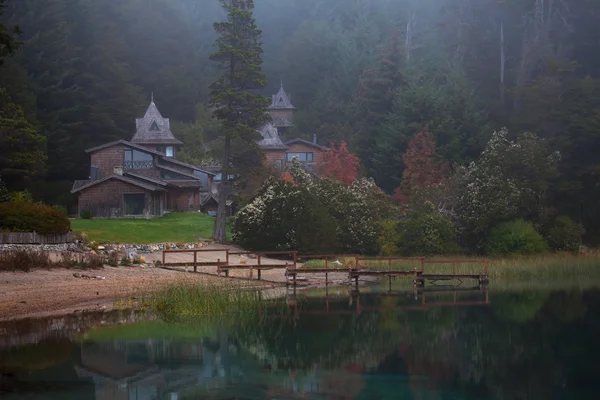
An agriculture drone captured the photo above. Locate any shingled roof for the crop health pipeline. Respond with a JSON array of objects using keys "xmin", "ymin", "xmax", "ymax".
[
  {"xmin": 257, "ymin": 122, "xmax": 289, "ymax": 150},
  {"xmin": 131, "ymin": 101, "xmax": 183, "ymax": 146},
  {"xmin": 268, "ymin": 83, "xmax": 295, "ymax": 110}
]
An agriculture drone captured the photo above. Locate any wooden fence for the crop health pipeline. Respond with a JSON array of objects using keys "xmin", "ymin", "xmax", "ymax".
[{"xmin": 0, "ymin": 231, "xmax": 75, "ymax": 245}]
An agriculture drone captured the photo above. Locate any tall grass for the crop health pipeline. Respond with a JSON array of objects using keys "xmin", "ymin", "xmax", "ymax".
[
  {"xmin": 301, "ymin": 253, "xmax": 600, "ymax": 279},
  {"xmin": 142, "ymin": 282, "xmax": 286, "ymax": 323}
]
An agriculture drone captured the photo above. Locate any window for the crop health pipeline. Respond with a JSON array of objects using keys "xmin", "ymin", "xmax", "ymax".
[
  {"xmin": 214, "ymin": 173, "xmax": 235, "ymax": 182},
  {"xmin": 274, "ymin": 160, "xmax": 283, "ymax": 170},
  {"xmin": 286, "ymin": 152, "xmax": 313, "ymax": 162},
  {"xmin": 166, "ymin": 146, "xmax": 174, "ymax": 157},
  {"xmin": 155, "ymin": 146, "xmax": 165, "ymax": 153},
  {"xmin": 193, "ymin": 170, "xmax": 209, "ymax": 187},
  {"xmin": 150, "ymin": 121, "xmax": 160, "ymax": 131},
  {"xmin": 124, "ymin": 148, "xmax": 153, "ymax": 169},
  {"xmin": 89, "ymin": 164, "xmax": 99, "ymax": 180}
]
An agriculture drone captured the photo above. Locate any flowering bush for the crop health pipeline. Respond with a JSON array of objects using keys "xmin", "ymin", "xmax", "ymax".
[
  {"xmin": 233, "ymin": 159, "xmax": 390, "ymax": 254},
  {"xmin": 455, "ymin": 129, "xmax": 560, "ymax": 249},
  {"xmin": 232, "ymin": 181, "xmax": 339, "ymax": 254}
]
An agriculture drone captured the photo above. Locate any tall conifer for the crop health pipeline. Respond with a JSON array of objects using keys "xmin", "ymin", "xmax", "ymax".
[{"xmin": 209, "ymin": 0, "xmax": 270, "ymax": 242}]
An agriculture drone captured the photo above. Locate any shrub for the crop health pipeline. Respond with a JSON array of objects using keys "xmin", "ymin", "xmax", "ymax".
[
  {"xmin": 80, "ymin": 209, "xmax": 93, "ymax": 219},
  {"xmin": 0, "ymin": 201, "xmax": 71, "ymax": 234},
  {"xmin": 0, "ymin": 178, "xmax": 9, "ymax": 202},
  {"xmin": 397, "ymin": 201, "xmax": 460, "ymax": 256},
  {"xmin": 233, "ymin": 182, "xmax": 340, "ymax": 254},
  {"xmin": 52, "ymin": 204, "xmax": 69, "ymax": 216},
  {"xmin": 486, "ymin": 219, "xmax": 548, "ymax": 256},
  {"xmin": 10, "ymin": 190, "xmax": 34, "ymax": 203},
  {"xmin": 377, "ymin": 219, "xmax": 400, "ymax": 256},
  {"xmin": 544, "ymin": 215, "xmax": 585, "ymax": 252}
]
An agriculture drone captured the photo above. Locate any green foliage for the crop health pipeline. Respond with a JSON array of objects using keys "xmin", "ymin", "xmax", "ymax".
[
  {"xmin": 0, "ymin": 201, "xmax": 70, "ymax": 234},
  {"xmin": 455, "ymin": 129, "xmax": 560, "ymax": 249},
  {"xmin": 544, "ymin": 216, "xmax": 585, "ymax": 252},
  {"xmin": 0, "ymin": 88, "xmax": 46, "ymax": 189},
  {"xmin": 10, "ymin": 189, "xmax": 32, "ymax": 203},
  {"xmin": 0, "ymin": 0, "xmax": 21, "ymax": 64},
  {"xmin": 234, "ymin": 159, "xmax": 389, "ymax": 254},
  {"xmin": 209, "ymin": 0, "xmax": 270, "ymax": 242},
  {"xmin": 233, "ymin": 181, "xmax": 340, "ymax": 254},
  {"xmin": 173, "ymin": 103, "xmax": 221, "ymax": 166},
  {"xmin": 0, "ymin": 177, "xmax": 9, "ymax": 202},
  {"xmin": 396, "ymin": 201, "xmax": 460, "ymax": 256},
  {"xmin": 51, "ymin": 204, "xmax": 68, "ymax": 216},
  {"xmin": 486, "ymin": 219, "xmax": 548, "ymax": 256},
  {"xmin": 377, "ymin": 219, "xmax": 400, "ymax": 256}
]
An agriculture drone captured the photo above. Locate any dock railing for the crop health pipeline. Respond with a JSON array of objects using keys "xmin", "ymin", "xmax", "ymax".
[{"xmin": 161, "ymin": 248, "xmax": 230, "ymax": 272}]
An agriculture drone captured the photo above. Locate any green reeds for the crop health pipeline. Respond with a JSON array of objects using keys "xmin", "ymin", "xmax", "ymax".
[{"xmin": 142, "ymin": 282, "xmax": 286, "ymax": 323}]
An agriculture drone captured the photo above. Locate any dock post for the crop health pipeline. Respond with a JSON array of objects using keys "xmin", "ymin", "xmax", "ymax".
[
  {"xmin": 388, "ymin": 276, "xmax": 392, "ymax": 291},
  {"xmin": 194, "ymin": 251, "xmax": 197, "ymax": 273},
  {"xmin": 162, "ymin": 251, "xmax": 165, "ymax": 264},
  {"xmin": 325, "ymin": 272, "xmax": 328, "ymax": 286},
  {"xmin": 258, "ymin": 269, "xmax": 262, "ymax": 280}
]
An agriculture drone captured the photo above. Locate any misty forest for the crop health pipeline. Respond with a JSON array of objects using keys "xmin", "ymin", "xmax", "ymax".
[{"xmin": 1, "ymin": 0, "xmax": 600, "ymax": 251}]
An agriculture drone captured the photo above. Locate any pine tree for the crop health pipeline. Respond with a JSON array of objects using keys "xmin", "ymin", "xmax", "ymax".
[
  {"xmin": 209, "ymin": 0, "xmax": 270, "ymax": 242},
  {"xmin": 354, "ymin": 29, "xmax": 405, "ymax": 180},
  {"xmin": 0, "ymin": 88, "xmax": 46, "ymax": 190},
  {"xmin": 0, "ymin": 0, "xmax": 21, "ymax": 65}
]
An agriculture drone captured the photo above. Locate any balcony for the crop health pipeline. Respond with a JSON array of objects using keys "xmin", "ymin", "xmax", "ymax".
[{"xmin": 124, "ymin": 160, "xmax": 154, "ymax": 170}]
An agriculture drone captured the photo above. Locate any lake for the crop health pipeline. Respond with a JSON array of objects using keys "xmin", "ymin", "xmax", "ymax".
[{"xmin": 1, "ymin": 283, "xmax": 599, "ymax": 399}]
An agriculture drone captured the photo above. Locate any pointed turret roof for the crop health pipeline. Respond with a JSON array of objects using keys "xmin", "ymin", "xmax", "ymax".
[
  {"xmin": 257, "ymin": 121, "xmax": 289, "ymax": 150},
  {"xmin": 131, "ymin": 100, "xmax": 183, "ymax": 145},
  {"xmin": 268, "ymin": 82, "xmax": 295, "ymax": 110}
]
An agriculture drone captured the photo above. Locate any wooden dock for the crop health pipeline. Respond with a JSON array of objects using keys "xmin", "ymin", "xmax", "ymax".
[
  {"xmin": 160, "ymin": 249, "xmax": 490, "ymax": 287},
  {"xmin": 286, "ymin": 256, "xmax": 490, "ymax": 288}
]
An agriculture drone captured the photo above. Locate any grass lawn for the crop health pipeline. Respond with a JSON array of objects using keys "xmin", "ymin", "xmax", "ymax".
[{"xmin": 71, "ymin": 212, "xmax": 230, "ymax": 244}]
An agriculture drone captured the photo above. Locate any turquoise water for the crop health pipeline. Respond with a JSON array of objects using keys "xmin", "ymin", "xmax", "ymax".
[{"xmin": 1, "ymin": 286, "xmax": 599, "ymax": 399}]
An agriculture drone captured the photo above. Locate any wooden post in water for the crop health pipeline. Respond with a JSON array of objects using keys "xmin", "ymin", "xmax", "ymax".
[{"xmin": 194, "ymin": 251, "xmax": 197, "ymax": 273}]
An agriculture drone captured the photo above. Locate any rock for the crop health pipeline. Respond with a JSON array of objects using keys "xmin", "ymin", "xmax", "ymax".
[
  {"xmin": 73, "ymin": 273, "xmax": 82, "ymax": 278},
  {"xmin": 139, "ymin": 255, "xmax": 146, "ymax": 263}
]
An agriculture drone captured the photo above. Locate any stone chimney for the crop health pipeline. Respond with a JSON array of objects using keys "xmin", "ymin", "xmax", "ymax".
[{"xmin": 313, "ymin": 133, "xmax": 317, "ymax": 144}]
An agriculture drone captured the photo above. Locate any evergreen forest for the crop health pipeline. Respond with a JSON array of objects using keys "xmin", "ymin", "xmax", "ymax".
[{"xmin": 1, "ymin": 0, "xmax": 600, "ymax": 246}]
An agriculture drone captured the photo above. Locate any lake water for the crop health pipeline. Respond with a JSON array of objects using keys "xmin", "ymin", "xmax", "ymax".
[{"xmin": 1, "ymin": 284, "xmax": 599, "ymax": 399}]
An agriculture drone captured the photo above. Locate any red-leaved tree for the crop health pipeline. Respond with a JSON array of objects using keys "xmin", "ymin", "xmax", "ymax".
[
  {"xmin": 394, "ymin": 127, "xmax": 448, "ymax": 206},
  {"xmin": 321, "ymin": 141, "xmax": 361, "ymax": 185}
]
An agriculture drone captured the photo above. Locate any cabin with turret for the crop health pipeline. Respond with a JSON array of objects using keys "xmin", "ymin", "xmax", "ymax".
[
  {"xmin": 71, "ymin": 100, "xmax": 216, "ymax": 218},
  {"xmin": 257, "ymin": 83, "xmax": 329, "ymax": 173}
]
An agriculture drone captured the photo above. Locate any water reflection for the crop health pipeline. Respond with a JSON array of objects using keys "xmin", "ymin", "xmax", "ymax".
[{"xmin": 1, "ymin": 286, "xmax": 600, "ymax": 399}]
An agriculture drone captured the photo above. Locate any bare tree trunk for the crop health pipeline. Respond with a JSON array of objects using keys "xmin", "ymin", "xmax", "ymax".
[
  {"xmin": 500, "ymin": 21, "xmax": 506, "ymax": 108},
  {"xmin": 213, "ymin": 135, "xmax": 231, "ymax": 243},
  {"xmin": 405, "ymin": 11, "xmax": 415, "ymax": 62}
]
